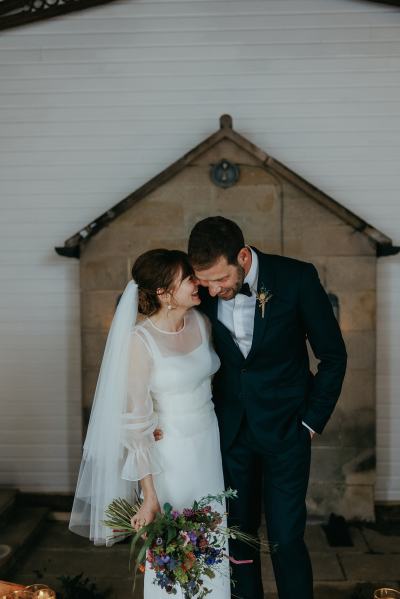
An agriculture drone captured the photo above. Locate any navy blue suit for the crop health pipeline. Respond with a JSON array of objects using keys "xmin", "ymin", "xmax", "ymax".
[{"xmin": 199, "ymin": 249, "xmax": 347, "ymax": 599}]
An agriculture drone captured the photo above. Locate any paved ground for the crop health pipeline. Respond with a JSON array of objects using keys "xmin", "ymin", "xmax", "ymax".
[{"xmin": 5, "ymin": 516, "xmax": 400, "ymax": 598}]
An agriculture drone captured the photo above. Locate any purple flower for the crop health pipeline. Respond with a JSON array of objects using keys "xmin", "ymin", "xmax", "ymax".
[
  {"xmin": 171, "ymin": 510, "xmax": 180, "ymax": 520},
  {"xmin": 188, "ymin": 531, "xmax": 197, "ymax": 543},
  {"xmin": 161, "ymin": 555, "xmax": 170, "ymax": 564},
  {"xmin": 183, "ymin": 508, "xmax": 194, "ymax": 517}
]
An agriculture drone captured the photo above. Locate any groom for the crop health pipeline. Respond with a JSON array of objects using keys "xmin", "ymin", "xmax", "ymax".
[{"xmin": 187, "ymin": 216, "xmax": 347, "ymax": 599}]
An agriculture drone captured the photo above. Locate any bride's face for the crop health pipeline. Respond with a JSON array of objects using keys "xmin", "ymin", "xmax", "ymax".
[{"xmin": 170, "ymin": 270, "xmax": 201, "ymax": 309}]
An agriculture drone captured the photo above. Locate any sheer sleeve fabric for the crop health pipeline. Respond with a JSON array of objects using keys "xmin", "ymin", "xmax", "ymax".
[
  {"xmin": 196, "ymin": 311, "xmax": 214, "ymax": 350},
  {"xmin": 201, "ymin": 312, "xmax": 213, "ymax": 342},
  {"xmin": 120, "ymin": 330, "xmax": 162, "ymax": 481}
]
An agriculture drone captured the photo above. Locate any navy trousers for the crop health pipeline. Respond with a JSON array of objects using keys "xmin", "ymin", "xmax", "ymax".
[{"xmin": 222, "ymin": 418, "xmax": 314, "ymax": 599}]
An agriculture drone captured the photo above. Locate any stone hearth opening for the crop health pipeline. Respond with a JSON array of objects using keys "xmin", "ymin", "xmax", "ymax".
[{"xmin": 57, "ymin": 115, "xmax": 400, "ymax": 521}]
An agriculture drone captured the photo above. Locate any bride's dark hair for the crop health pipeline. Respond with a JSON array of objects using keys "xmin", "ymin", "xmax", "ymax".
[{"xmin": 131, "ymin": 249, "xmax": 194, "ymax": 316}]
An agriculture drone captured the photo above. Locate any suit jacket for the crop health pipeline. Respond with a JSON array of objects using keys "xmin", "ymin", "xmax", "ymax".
[{"xmin": 198, "ymin": 248, "xmax": 347, "ymax": 450}]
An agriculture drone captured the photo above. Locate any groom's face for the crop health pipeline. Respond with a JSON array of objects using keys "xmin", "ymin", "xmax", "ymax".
[{"xmin": 194, "ymin": 255, "xmax": 246, "ymax": 301}]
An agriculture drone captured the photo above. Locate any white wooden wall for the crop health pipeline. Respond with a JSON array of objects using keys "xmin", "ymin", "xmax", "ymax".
[{"xmin": 0, "ymin": 0, "xmax": 399, "ymax": 500}]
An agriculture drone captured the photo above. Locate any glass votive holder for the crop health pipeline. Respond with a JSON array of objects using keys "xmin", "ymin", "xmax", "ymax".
[
  {"xmin": 32, "ymin": 592, "xmax": 55, "ymax": 599},
  {"xmin": 374, "ymin": 590, "xmax": 400, "ymax": 599},
  {"xmin": 24, "ymin": 588, "xmax": 55, "ymax": 599}
]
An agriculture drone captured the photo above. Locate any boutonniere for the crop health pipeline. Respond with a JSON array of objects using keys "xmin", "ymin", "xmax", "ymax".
[{"xmin": 256, "ymin": 285, "xmax": 273, "ymax": 318}]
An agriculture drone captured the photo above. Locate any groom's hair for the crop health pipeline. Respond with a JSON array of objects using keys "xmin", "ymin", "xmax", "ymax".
[{"xmin": 188, "ymin": 216, "xmax": 245, "ymax": 269}]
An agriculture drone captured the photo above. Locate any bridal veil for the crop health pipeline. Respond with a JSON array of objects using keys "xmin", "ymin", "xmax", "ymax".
[{"xmin": 69, "ymin": 280, "xmax": 160, "ymax": 546}]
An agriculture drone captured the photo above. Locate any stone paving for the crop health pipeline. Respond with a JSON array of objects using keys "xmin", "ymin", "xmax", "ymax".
[{"xmin": 5, "ymin": 516, "xmax": 400, "ymax": 599}]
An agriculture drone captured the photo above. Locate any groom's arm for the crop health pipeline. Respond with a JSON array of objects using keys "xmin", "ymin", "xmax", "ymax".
[{"xmin": 299, "ymin": 263, "xmax": 347, "ymax": 435}]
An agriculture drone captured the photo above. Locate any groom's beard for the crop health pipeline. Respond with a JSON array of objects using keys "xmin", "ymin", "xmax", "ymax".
[{"xmin": 217, "ymin": 265, "xmax": 246, "ymax": 301}]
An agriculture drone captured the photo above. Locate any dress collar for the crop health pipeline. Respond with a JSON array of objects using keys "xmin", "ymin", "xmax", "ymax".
[{"xmin": 244, "ymin": 246, "xmax": 259, "ymax": 292}]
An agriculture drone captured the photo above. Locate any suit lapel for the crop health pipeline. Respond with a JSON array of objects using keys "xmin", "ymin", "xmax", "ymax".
[
  {"xmin": 245, "ymin": 250, "xmax": 276, "ymax": 363},
  {"xmin": 199, "ymin": 287, "xmax": 245, "ymax": 363}
]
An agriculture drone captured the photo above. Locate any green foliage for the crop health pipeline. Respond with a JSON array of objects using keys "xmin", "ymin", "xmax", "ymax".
[
  {"xmin": 203, "ymin": 568, "xmax": 215, "ymax": 579},
  {"xmin": 102, "ymin": 488, "xmax": 262, "ymax": 598},
  {"xmin": 56, "ymin": 573, "xmax": 112, "ymax": 599},
  {"xmin": 163, "ymin": 502, "xmax": 173, "ymax": 515}
]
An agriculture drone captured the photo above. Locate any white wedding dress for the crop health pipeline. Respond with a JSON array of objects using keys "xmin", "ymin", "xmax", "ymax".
[{"xmin": 120, "ymin": 308, "xmax": 230, "ymax": 599}]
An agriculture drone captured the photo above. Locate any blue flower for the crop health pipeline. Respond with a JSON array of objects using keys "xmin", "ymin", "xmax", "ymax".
[
  {"xmin": 167, "ymin": 558, "xmax": 177, "ymax": 571},
  {"xmin": 154, "ymin": 570, "xmax": 174, "ymax": 591},
  {"xmin": 188, "ymin": 531, "xmax": 197, "ymax": 543}
]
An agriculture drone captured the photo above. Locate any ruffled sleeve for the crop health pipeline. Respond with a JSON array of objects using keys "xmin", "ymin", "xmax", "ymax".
[{"xmin": 120, "ymin": 330, "xmax": 162, "ymax": 482}]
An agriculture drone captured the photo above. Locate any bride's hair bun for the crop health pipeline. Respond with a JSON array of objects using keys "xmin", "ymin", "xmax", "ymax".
[
  {"xmin": 131, "ymin": 249, "xmax": 194, "ymax": 317},
  {"xmin": 137, "ymin": 287, "xmax": 158, "ymax": 317}
]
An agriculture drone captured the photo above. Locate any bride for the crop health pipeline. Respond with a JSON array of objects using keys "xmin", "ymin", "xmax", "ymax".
[{"xmin": 69, "ymin": 248, "xmax": 230, "ymax": 598}]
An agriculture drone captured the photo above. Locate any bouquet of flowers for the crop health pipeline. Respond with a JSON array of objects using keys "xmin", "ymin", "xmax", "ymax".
[{"xmin": 102, "ymin": 489, "xmax": 267, "ymax": 598}]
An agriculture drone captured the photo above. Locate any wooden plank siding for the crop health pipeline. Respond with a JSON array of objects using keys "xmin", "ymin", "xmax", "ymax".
[{"xmin": 0, "ymin": 0, "xmax": 399, "ymax": 499}]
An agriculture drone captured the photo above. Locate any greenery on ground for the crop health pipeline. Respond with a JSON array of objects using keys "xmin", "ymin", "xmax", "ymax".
[{"xmin": 56, "ymin": 573, "xmax": 113, "ymax": 599}]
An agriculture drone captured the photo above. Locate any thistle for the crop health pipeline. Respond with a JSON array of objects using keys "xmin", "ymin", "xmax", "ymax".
[{"xmin": 256, "ymin": 285, "xmax": 273, "ymax": 319}]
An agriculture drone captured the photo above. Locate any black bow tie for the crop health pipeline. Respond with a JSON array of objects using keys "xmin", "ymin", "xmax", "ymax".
[{"xmin": 238, "ymin": 282, "xmax": 252, "ymax": 297}]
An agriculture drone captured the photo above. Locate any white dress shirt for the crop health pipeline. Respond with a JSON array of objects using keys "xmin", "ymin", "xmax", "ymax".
[
  {"xmin": 217, "ymin": 247, "xmax": 258, "ymax": 359},
  {"xmin": 217, "ymin": 247, "xmax": 314, "ymax": 435}
]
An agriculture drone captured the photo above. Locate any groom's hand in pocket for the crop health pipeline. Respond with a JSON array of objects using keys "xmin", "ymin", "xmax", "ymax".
[
  {"xmin": 302, "ymin": 422, "xmax": 315, "ymax": 440},
  {"xmin": 153, "ymin": 428, "xmax": 163, "ymax": 442}
]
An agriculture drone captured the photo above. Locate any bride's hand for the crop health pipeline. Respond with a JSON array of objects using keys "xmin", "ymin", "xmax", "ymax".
[
  {"xmin": 153, "ymin": 428, "xmax": 163, "ymax": 442},
  {"xmin": 131, "ymin": 499, "xmax": 161, "ymax": 532}
]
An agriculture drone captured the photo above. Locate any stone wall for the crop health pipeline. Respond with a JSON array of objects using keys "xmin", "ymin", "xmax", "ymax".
[
  {"xmin": 80, "ymin": 138, "xmax": 376, "ymax": 520},
  {"xmin": 282, "ymin": 179, "xmax": 376, "ymax": 520}
]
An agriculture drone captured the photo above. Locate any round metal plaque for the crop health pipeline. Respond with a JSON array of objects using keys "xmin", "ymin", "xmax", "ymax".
[{"xmin": 210, "ymin": 159, "xmax": 240, "ymax": 188}]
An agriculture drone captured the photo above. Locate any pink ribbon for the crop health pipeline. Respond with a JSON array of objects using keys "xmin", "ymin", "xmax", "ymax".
[{"xmin": 227, "ymin": 555, "xmax": 253, "ymax": 565}]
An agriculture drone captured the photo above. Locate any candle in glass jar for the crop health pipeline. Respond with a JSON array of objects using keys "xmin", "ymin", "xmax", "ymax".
[
  {"xmin": 33, "ymin": 592, "xmax": 55, "ymax": 599},
  {"xmin": 374, "ymin": 589, "xmax": 400, "ymax": 599}
]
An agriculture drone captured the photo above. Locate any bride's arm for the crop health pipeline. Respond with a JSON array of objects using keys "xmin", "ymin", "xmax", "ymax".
[
  {"xmin": 131, "ymin": 474, "xmax": 160, "ymax": 530},
  {"xmin": 121, "ymin": 331, "xmax": 161, "ymax": 530}
]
